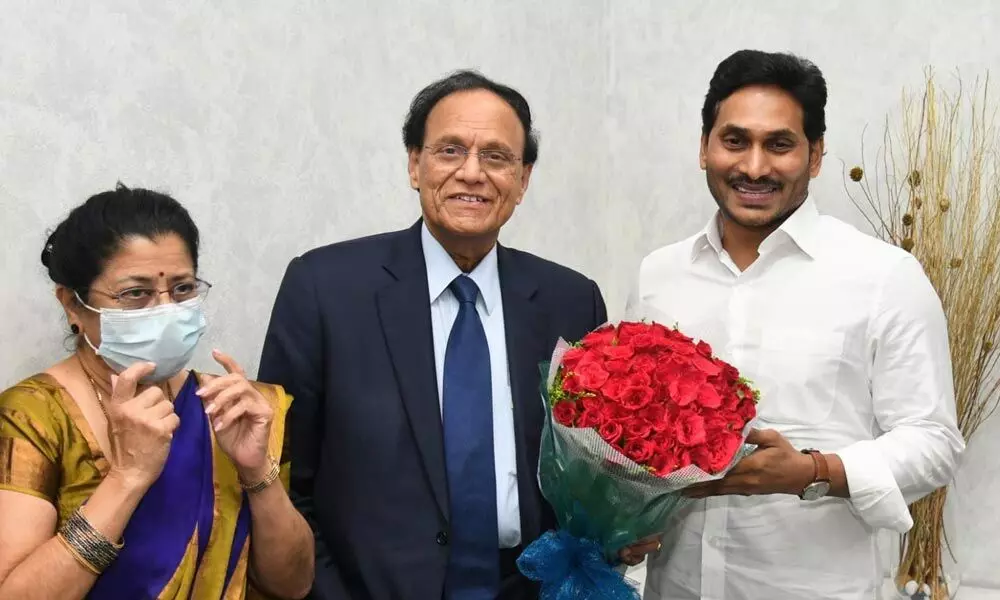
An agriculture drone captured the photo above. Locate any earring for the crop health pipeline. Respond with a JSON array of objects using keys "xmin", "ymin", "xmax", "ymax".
[{"xmin": 71, "ymin": 324, "xmax": 80, "ymax": 334}]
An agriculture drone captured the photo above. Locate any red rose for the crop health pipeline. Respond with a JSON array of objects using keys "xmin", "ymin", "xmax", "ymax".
[
  {"xmin": 696, "ymin": 340, "xmax": 714, "ymax": 357},
  {"xmin": 560, "ymin": 346, "xmax": 588, "ymax": 371},
  {"xmin": 662, "ymin": 338, "xmax": 696, "ymax": 355},
  {"xmin": 600, "ymin": 401, "xmax": 629, "ymax": 423},
  {"xmin": 649, "ymin": 446, "xmax": 679, "ymax": 477},
  {"xmin": 690, "ymin": 353, "xmax": 722, "ymax": 376},
  {"xmin": 601, "ymin": 376, "xmax": 629, "ymax": 402},
  {"xmin": 669, "ymin": 372, "xmax": 707, "ymax": 407},
  {"xmin": 737, "ymin": 382, "xmax": 756, "ymax": 401},
  {"xmin": 719, "ymin": 389, "xmax": 740, "ymax": 411},
  {"xmin": 667, "ymin": 328, "xmax": 694, "ymax": 344},
  {"xmin": 553, "ymin": 401, "xmax": 579, "ymax": 426},
  {"xmin": 602, "ymin": 344, "xmax": 635, "ymax": 360},
  {"xmin": 581, "ymin": 326, "xmax": 617, "ymax": 349},
  {"xmin": 653, "ymin": 359, "xmax": 685, "ymax": 386},
  {"xmin": 649, "ymin": 443, "xmax": 693, "ymax": 476},
  {"xmin": 627, "ymin": 372, "xmax": 652, "ymax": 388},
  {"xmin": 675, "ymin": 410, "xmax": 707, "ymax": 447},
  {"xmin": 691, "ymin": 447, "xmax": 713, "ymax": 473},
  {"xmin": 620, "ymin": 386, "xmax": 655, "ymax": 410},
  {"xmin": 630, "ymin": 333, "xmax": 657, "ymax": 351},
  {"xmin": 703, "ymin": 412, "xmax": 731, "ymax": 434},
  {"xmin": 676, "ymin": 448, "xmax": 693, "ymax": 470},
  {"xmin": 736, "ymin": 398, "xmax": 757, "ymax": 423},
  {"xmin": 576, "ymin": 361, "xmax": 610, "ymax": 390},
  {"xmin": 694, "ymin": 431, "xmax": 743, "ymax": 474},
  {"xmin": 598, "ymin": 421, "xmax": 624, "ymax": 445},
  {"xmin": 604, "ymin": 359, "xmax": 630, "ymax": 375},
  {"xmin": 561, "ymin": 373, "xmax": 584, "ymax": 396},
  {"xmin": 580, "ymin": 395, "xmax": 604, "ymax": 413},
  {"xmin": 624, "ymin": 418, "xmax": 653, "ymax": 441},
  {"xmin": 629, "ymin": 354, "xmax": 658, "ymax": 375},
  {"xmin": 649, "ymin": 323, "xmax": 671, "ymax": 339},
  {"xmin": 720, "ymin": 409, "xmax": 745, "ymax": 430},
  {"xmin": 624, "ymin": 439, "xmax": 657, "ymax": 464},
  {"xmin": 639, "ymin": 404, "xmax": 670, "ymax": 433},
  {"xmin": 617, "ymin": 322, "xmax": 648, "ymax": 344},
  {"xmin": 577, "ymin": 409, "xmax": 604, "ymax": 428},
  {"xmin": 695, "ymin": 384, "xmax": 723, "ymax": 409},
  {"xmin": 721, "ymin": 363, "xmax": 740, "ymax": 383}
]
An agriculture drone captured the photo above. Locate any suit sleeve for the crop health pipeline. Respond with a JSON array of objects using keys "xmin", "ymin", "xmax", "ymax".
[
  {"xmin": 590, "ymin": 278, "xmax": 608, "ymax": 329},
  {"xmin": 258, "ymin": 256, "xmax": 349, "ymax": 599}
]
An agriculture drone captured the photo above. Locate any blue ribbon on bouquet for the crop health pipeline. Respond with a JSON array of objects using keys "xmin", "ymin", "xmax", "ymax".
[{"xmin": 517, "ymin": 530, "xmax": 640, "ymax": 600}]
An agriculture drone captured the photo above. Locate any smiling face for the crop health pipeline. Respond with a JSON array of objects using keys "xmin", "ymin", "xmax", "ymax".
[
  {"xmin": 407, "ymin": 89, "xmax": 533, "ymax": 251},
  {"xmin": 700, "ymin": 84, "xmax": 824, "ymax": 233}
]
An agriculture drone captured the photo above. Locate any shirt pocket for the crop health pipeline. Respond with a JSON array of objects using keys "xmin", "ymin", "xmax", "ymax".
[{"xmin": 751, "ymin": 328, "xmax": 846, "ymax": 426}]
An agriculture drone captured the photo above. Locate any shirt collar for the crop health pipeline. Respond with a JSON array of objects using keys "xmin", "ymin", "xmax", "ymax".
[
  {"xmin": 421, "ymin": 222, "xmax": 501, "ymax": 314},
  {"xmin": 690, "ymin": 195, "xmax": 822, "ymax": 262},
  {"xmin": 761, "ymin": 195, "xmax": 822, "ymax": 258}
]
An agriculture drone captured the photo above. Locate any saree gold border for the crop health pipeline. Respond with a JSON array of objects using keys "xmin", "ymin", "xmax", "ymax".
[
  {"xmin": 36, "ymin": 373, "xmax": 110, "ymax": 476},
  {"xmin": 223, "ymin": 541, "xmax": 251, "ymax": 600},
  {"xmin": 0, "ymin": 436, "xmax": 59, "ymax": 500},
  {"xmin": 155, "ymin": 527, "xmax": 201, "ymax": 599},
  {"xmin": 188, "ymin": 378, "xmax": 290, "ymax": 597},
  {"xmin": 252, "ymin": 382, "xmax": 291, "ymax": 467}
]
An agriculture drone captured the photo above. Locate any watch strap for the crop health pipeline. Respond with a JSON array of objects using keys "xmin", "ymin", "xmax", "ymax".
[{"xmin": 801, "ymin": 448, "xmax": 830, "ymax": 483}]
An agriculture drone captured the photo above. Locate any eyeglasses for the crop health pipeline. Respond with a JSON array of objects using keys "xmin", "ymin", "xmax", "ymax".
[
  {"xmin": 87, "ymin": 279, "xmax": 213, "ymax": 310},
  {"xmin": 424, "ymin": 144, "xmax": 521, "ymax": 174}
]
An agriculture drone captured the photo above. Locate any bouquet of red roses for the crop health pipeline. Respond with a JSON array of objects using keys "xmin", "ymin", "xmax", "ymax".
[{"xmin": 517, "ymin": 320, "xmax": 759, "ymax": 600}]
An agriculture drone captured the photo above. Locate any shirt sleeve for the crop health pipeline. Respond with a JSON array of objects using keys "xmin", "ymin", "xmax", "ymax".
[
  {"xmin": 837, "ymin": 255, "xmax": 965, "ymax": 532},
  {"xmin": 0, "ymin": 382, "xmax": 62, "ymax": 503}
]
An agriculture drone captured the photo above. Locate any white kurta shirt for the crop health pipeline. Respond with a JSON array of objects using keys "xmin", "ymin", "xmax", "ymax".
[{"xmin": 632, "ymin": 198, "xmax": 965, "ymax": 600}]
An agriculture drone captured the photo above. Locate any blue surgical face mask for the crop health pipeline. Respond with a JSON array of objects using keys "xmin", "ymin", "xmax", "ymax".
[{"xmin": 77, "ymin": 295, "xmax": 207, "ymax": 382}]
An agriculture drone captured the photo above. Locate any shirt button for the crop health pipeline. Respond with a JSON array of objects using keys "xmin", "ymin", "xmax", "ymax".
[{"xmin": 436, "ymin": 531, "xmax": 449, "ymax": 546}]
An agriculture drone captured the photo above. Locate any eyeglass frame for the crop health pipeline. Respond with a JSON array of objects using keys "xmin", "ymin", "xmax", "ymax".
[
  {"xmin": 82, "ymin": 278, "xmax": 213, "ymax": 309},
  {"xmin": 422, "ymin": 143, "xmax": 523, "ymax": 173}
]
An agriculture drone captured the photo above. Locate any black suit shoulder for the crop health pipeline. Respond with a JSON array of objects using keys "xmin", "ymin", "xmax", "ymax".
[
  {"xmin": 298, "ymin": 227, "xmax": 409, "ymax": 269},
  {"xmin": 501, "ymin": 245, "xmax": 600, "ymax": 295}
]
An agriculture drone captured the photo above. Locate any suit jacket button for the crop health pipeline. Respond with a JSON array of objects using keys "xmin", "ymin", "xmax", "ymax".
[{"xmin": 436, "ymin": 531, "xmax": 449, "ymax": 546}]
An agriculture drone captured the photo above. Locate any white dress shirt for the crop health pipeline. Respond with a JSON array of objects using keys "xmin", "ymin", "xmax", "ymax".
[
  {"xmin": 632, "ymin": 198, "xmax": 965, "ymax": 600},
  {"xmin": 421, "ymin": 223, "xmax": 521, "ymax": 549}
]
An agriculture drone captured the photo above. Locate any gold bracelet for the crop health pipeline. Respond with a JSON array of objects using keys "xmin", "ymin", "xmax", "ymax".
[
  {"xmin": 239, "ymin": 457, "xmax": 280, "ymax": 494},
  {"xmin": 57, "ymin": 532, "xmax": 101, "ymax": 575}
]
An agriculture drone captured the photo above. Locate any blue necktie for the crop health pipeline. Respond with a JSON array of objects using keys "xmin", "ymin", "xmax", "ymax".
[{"xmin": 443, "ymin": 275, "xmax": 500, "ymax": 599}]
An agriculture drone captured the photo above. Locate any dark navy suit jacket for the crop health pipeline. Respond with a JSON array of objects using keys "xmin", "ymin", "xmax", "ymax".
[{"xmin": 258, "ymin": 221, "xmax": 607, "ymax": 599}]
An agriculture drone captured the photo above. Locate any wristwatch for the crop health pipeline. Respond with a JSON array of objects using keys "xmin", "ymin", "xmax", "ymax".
[{"xmin": 799, "ymin": 449, "xmax": 831, "ymax": 501}]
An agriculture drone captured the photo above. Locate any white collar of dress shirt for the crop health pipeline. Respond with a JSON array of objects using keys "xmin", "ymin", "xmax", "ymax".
[
  {"xmin": 691, "ymin": 195, "xmax": 822, "ymax": 262},
  {"xmin": 421, "ymin": 221, "xmax": 501, "ymax": 315}
]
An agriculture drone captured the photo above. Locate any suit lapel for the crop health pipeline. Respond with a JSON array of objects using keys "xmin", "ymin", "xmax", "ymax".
[
  {"xmin": 497, "ymin": 245, "xmax": 550, "ymax": 540},
  {"xmin": 375, "ymin": 222, "xmax": 450, "ymax": 520}
]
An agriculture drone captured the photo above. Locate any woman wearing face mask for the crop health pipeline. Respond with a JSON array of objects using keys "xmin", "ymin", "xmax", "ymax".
[{"xmin": 0, "ymin": 185, "xmax": 314, "ymax": 599}]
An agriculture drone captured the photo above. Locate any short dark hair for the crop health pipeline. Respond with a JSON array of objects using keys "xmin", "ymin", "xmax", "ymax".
[
  {"xmin": 402, "ymin": 69, "xmax": 539, "ymax": 165},
  {"xmin": 40, "ymin": 183, "xmax": 200, "ymax": 299},
  {"xmin": 702, "ymin": 50, "xmax": 827, "ymax": 142}
]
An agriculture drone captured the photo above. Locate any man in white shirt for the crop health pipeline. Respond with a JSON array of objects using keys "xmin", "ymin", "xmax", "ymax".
[{"xmin": 633, "ymin": 49, "xmax": 965, "ymax": 600}]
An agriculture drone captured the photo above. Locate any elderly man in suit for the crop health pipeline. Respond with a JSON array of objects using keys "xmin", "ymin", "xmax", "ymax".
[{"xmin": 258, "ymin": 70, "xmax": 608, "ymax": 600}]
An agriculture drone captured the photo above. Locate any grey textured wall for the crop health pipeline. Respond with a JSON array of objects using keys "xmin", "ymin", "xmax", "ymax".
[{"xmin": 1, "ymin": 1, "xmax": 997, "ymax": 596}]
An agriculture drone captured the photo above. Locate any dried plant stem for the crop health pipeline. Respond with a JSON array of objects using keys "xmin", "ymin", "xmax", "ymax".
[{"xmin": 846, "ymin": 68, "xmax": 1000, "ymax": 598}]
